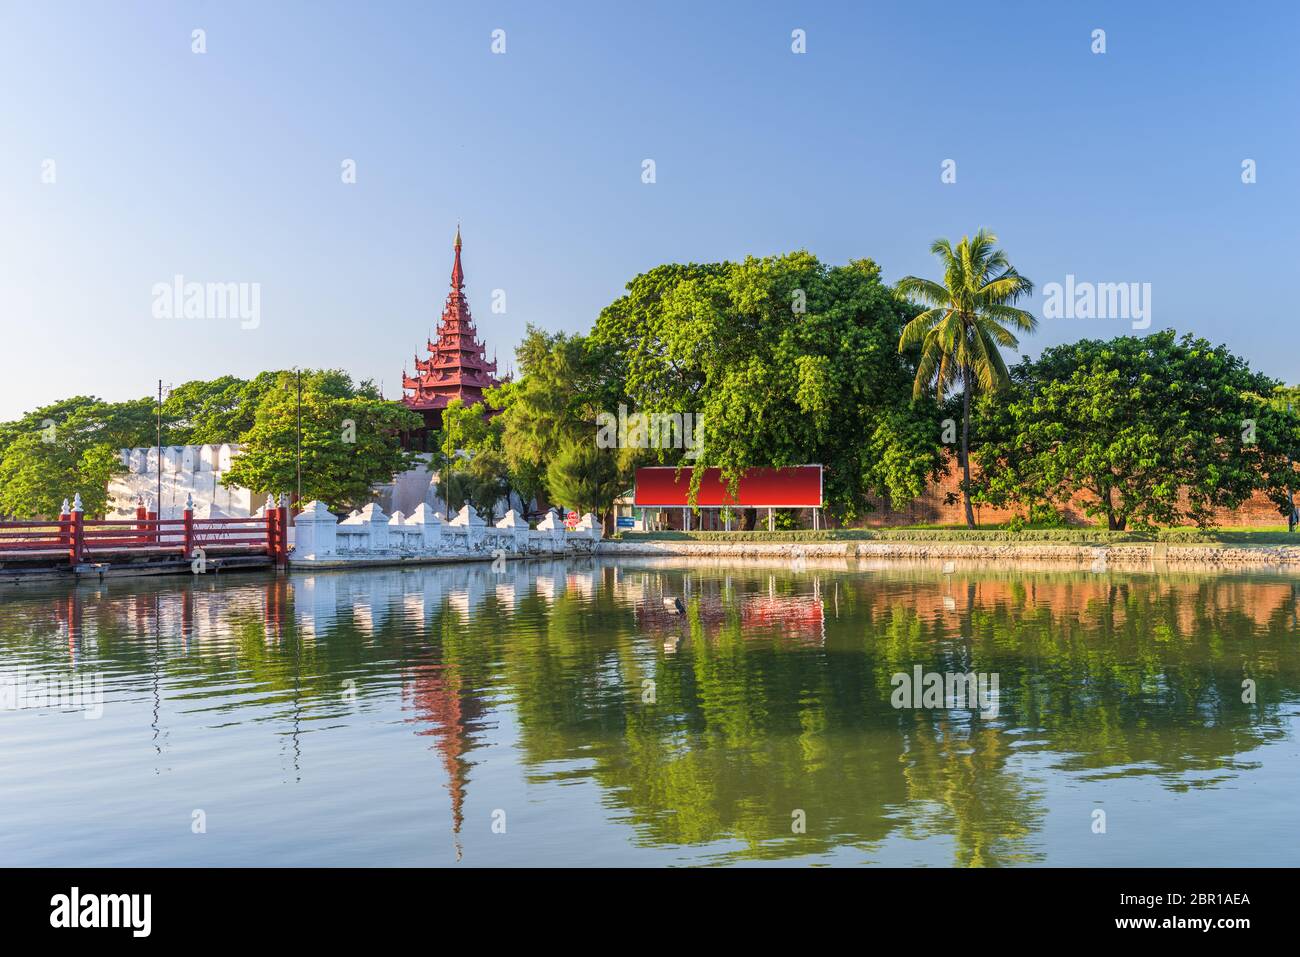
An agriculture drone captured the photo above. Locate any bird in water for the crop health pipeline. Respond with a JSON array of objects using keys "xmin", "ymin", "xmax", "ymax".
[
  {"xmin": 941, "ymin": 561, "xmax": 956, "ymax": 575},
  {"xmin": 663, "ymin": 596, "xmax": 686, "ymax": 615}
]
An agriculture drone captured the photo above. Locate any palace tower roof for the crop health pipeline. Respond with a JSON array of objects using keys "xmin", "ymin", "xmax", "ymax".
[{"xmin": 402, "ymin": 227, "xmax": 501, "ymax": 420}]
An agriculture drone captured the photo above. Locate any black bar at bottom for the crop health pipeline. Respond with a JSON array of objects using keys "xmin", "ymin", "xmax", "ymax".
[{"xmin": 0, "ymin": 867, "xmax": 1282, "ymax": 942}]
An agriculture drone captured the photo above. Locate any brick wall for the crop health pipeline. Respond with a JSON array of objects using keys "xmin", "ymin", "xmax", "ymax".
[{"xmin": 857, "ymin": 454, "xmax": 1289, "ymax": 528}]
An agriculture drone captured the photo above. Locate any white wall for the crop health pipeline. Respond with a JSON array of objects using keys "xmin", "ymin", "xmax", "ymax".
[{"xmin": 108, "ymin": 444, "xmax": 253, "ymax": 519}]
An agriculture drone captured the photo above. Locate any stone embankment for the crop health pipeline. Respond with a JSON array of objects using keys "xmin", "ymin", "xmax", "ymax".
[
  {"xmin": 597, "ymin": 538, "xmax": 1300, "ymax": 569},
  {"xmin": 290, "ymin": 501, "xmax": 601, "ymax": 568}
]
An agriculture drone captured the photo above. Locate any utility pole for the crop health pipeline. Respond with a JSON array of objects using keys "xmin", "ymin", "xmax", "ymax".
[
  {"xmin": 1289, "ymin": 402, "xmax": 1296, "ymax": 534},
  {"xmin": 156, "ymin": 379, "xmax": 163, "ymax": 516},
  {"xmin": 296, "ymin": 369, "xmax": 302, "ymax": 505}
]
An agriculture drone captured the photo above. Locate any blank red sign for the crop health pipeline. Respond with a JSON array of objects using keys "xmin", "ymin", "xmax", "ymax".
[{"xmin": 633, "ymin": 466, "xmax": 822, "ymax": 507}]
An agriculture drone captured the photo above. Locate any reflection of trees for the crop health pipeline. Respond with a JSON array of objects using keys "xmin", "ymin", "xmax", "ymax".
[
  {"xmin": 4, "ymin": 563, "xmax": 1298, "ymax": 866},
  {"xmin": 898, "ymin": 717, "xmax": 1040, "ymax": 867}
]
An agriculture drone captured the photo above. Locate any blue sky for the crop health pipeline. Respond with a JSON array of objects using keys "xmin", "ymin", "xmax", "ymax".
[{"xmin": 1, "ymin": 1, "xmax": 1295, "ymax": 420}]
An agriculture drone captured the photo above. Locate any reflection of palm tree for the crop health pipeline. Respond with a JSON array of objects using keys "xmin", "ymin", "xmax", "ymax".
[{"xmin": 898, "ymin": 715, "xmax": 1042, "ymax": 866}]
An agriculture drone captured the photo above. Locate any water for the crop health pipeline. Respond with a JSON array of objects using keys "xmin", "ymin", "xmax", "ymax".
[{"xmin": 2, "ymin": 558, "xmax": 1298, "ymax": 867}]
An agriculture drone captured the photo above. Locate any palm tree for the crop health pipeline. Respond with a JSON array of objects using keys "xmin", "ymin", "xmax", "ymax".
[{"xmin": 897, "ymin": 230, "xmax": 1036, "ymax": 528}]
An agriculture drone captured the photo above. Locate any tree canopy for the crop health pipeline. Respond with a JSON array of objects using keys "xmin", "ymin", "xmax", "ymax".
[
  {"xmin": 590, "ymin": 252, "xmax": 944, "ymax": 522},
  {"xmin": 493, "ymin": 325, "xmax": 634, "ymax": 523},
  {"xmin": 973, "ymin": 332, "xmax": 1300, "ymax": 529},
  {"xmin": 222, "ymin": 370, "xmax": 420, "ymax": 511},
  {"xmin": 0, "ymin": 396, "xmax": 157, "ymax": 518},
  {"xmin": 0, "ymin": 370, "xmax": 422, "ymax": 518},
  {"xmin": 5, "ymin": 240, "xmax": 1299, "ymax": 532}
]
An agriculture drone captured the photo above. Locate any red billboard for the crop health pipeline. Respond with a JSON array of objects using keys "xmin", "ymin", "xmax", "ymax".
[{"xmin": 633, "ymin": 466, "xmax": 823, "ymax": 508}]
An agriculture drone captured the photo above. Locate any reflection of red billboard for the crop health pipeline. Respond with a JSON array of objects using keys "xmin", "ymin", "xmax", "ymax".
[
  {"xmin": 742, "ymin": 596, "xmax": 825, "ymax": 644},
  {"xmin": 633, "ymin": 466, "xmax": 822, "ymax": 508}
]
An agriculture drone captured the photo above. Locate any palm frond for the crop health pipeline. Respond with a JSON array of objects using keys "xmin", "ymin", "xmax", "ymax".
[
  {"xmin": 972, "ymin": 325, "xmax": 1012, "ymax": 392},
  {"xmin": 898, "ymin": 307, "xmax": 948, "ymax": 349},
  {"xmin": 978, "ymin": 270, "xmax": 1034, "ymax": 305},
  {"xmin": 982, "ymin": 302, "xmax": 1038, "ymax": 334},
  {"xmin": 899, "ymin": 229, "xmax": 1033, "ymax": 405},
  {"xmin": 979, "ymin": 317, "xmax": 1022, "ymax": 350},
  {"xmin": 895, "ymin": 277, "xmax": 951, "ymax": 308}
]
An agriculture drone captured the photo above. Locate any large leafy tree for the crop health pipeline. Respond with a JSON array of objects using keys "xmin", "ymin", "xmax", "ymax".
[
  {"xmin": 591, "ymin": 253, "xmax": 943, "ymax": 525},
  {"xmin": 223, "ymin": 370, "xmax": 420, "ymax": 511},
  {"xmin": 0, "ymin": 396, "xmax": 103, "ymax": 461},
  {"xmin": 496, "ymin": 325, "xmax": 632, "ymax": 525},
  {"xmin": 0, "ymin": 397, "xmax": 158, "ymax": 517},
  {"xmin": 896, "ymin": 230, "xmax": 1036, "ymax": 528},
  {"xmin": 162, "ymin": 374, "xmax": 279, "ymax": 445},
  {"xmin": 973, "ymin": 332, "xmax": 1300, "ymax": 529},
  {"xmin": 436, "ymin": 397, "xmax": 515, "ymax": 521},
  {"xmin": 545, "ymin": 438, "xmax": 623, "ymax": 516},
  {"xmin": 479, "ymin": 380, "xmax": 548, "ymax": 516}
]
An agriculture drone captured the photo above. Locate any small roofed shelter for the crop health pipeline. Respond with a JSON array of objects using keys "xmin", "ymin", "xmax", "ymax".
[{"xmin": 632, "ymin": 465, "xmax": 825, "ymax": 531}]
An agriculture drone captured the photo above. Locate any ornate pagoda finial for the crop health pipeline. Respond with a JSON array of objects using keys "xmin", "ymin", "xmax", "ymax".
[{"xmin": 451, "ymin": 224, "xmax": 464, "ymax": 290}]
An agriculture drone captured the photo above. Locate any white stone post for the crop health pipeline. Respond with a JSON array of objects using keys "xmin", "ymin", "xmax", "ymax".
[
  {"xmin": 357, "ymin": 502, "xmax": 390, "ymax": 551},
  {"xmin": 450, "ymin": 503, "xmax": 486, "ymax": 547},
  {"xmin": 388, "ymin": 510, "xmax": 407, "ymax": 551},
  {"xmin": 576, "ymin": 512, "xmax": 602, "ymax": 541},
  {"xmin": 496, "ymin": 508, "xmax": 529, "ymax": 550},
  {"xmin": 536, "ymin": 508, "xmax": 565, "ymax": 553},
  {"xmin": 294, "ymin": 500, "xmax": 338, "ymax": 559},
  {"xmin": 408, "ymin": 503, "xmax": 443, "ymax": 552}
]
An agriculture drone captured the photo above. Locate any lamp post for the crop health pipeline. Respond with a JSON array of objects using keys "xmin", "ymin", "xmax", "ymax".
[
  {"xmin": 296, "ymin": 369, "xmax": 302, "ymax": 505},
  {"xmin": 1289, "ymin": 402, "xmax": 1296, "ymax": 534},
  {"xmin": 156, "ymin": 379, "xmax": 163, "ymax": 518}
]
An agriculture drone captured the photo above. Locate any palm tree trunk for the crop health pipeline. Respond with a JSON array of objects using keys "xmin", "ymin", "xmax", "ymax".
[{"xmin": 961, "ymin": 364, "xmax": 975, "ymax": 529}]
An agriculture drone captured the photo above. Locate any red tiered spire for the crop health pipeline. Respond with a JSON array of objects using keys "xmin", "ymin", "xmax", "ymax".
[
  {"xmin": 450, "ymin": 223, "xmax": 464, "ymax": 289},
  {"xmin": 402, "ymin": 226, "xmax": 501, "ymax": 425}
]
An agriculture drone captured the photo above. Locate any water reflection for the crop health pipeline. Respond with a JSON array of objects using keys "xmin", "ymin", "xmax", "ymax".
[{"xmin": 2, "ymin": 560, "xmax": 1298, "ymax": 866}]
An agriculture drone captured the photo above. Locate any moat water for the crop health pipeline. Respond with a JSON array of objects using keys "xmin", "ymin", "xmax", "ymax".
[{"xmin": 2, "ymin": 558, "xmax": 1298, "ymax": 866}]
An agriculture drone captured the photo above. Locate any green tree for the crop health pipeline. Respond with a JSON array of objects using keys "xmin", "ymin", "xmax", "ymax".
[
  {"xmin": 0, "ymin": 397, "xmax": 157, "ymax": 518},
  {"xmin": 223, "ymin": 370, "xmax": 420, "ymax": 511},
  {"xmin": 438, "ymin": 396, "xmax": 537, "ymax": 522},
  {"xmin": 974, "ymin": 332, "xmax": 1300, "ymax": 529},
  {"xmin": 483, "ymin": 381, "xmax": 548, "ymax": 516},
  {"xmin": 592, "ymin": 253, "xmax": 943, "ymax": 525},
  {"xmin": 545, "ymin": 438, "xmax": 622, "ymax": 517},
  {"xmin": 497, "ymin": 325, "xmax": 630, "ymax": 524},
  {"xmin": 162, "ymin": 374, "xmax": 278, "ymax": 445},
  {"xmin": 896, "ymin": 230, "xmax": 1036, "ymax": 528},
  {"xmin": 451, "ymin": 450, "xmax": 512, "ymax": 521},
  {"xmin": 436, "ymin": 398, "xmax": 502, "ymax": 520}
]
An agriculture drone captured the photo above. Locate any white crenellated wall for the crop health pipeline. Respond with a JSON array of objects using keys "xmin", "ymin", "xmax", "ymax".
[
  {"xmin": 292, "ymin": 502, "xmax": 601, "ymax": 566},
  {"xmin": 108, "ymin": 444, "xmax": 254, "ymax": 519}
]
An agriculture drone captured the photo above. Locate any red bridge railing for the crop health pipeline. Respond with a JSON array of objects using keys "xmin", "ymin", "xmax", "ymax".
[{"xmin": 0, "ymin": 499, "xmax": 290, "ymax": 568}]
